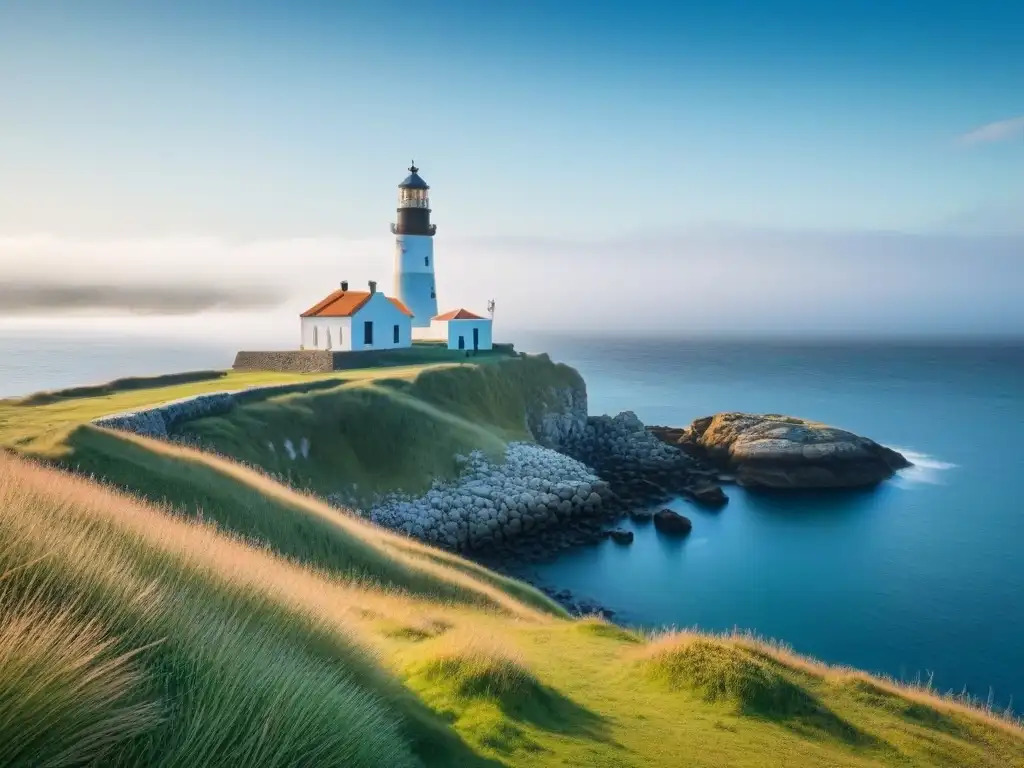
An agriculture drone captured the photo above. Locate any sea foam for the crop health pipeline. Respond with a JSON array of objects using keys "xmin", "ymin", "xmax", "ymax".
[{"xmin": 891, "ymin": 448, "xmax": 957, "ymax": 487}]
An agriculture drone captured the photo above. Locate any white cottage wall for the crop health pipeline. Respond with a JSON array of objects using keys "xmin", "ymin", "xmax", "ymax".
[
  {"xmin": 412, "ymin": 321, "xmax": 448, "ymax": 341},
  {"xmin": 444, "ymin": 319, "xmax": 493, "ymax": 351},
  {"xmin": 347, "ymin": 292, "xmax": 413, "ymax": 351},
  {"xmin": 301, "ymin": 316, "xmax": 353, "ymax": 351}
]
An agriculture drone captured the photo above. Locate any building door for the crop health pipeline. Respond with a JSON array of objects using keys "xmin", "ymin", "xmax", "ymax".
[
  {"xmin": 364, "ymin": 321, "xmax": 373, "ymax": 346},
  {"xmin": 472, "ymin": 327, "xmax": 479, "ymax": 351},
  {"xmin": 458, "ymin": 335, "xmax": 465, "ymax": 350}
]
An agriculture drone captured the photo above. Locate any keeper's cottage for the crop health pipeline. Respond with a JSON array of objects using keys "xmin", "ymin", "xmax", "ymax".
[
  {"xmin": 300, "ymin": 163, "xmax": 493, "ymax": 352},
  {"xmin": 300, "ymin": 280, "xmax": 413, "ymax": 352}
]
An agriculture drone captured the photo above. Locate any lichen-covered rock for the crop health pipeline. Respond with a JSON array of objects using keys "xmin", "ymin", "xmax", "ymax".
[{"xmin": 660, "ymin": 413, "xmax": 911, "ymax": 489}]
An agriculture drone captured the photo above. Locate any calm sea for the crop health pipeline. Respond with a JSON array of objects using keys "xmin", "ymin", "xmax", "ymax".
[{"xmin": 3, "ymin": 329, "xmax": 1022, "ymax": 708}]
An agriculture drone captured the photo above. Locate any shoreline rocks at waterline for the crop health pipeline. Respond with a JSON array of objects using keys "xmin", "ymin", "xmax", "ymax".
[
  {"xmin": 607, "ymin": 529, "xmax": 634, "ymax": 545},
  {"xmin": 653, "ymin": 509, "xmax": 693, "ymax": 536},
  {"xmin": 651, "ymin": 412, "xmax": 911, "ymax": 490}
]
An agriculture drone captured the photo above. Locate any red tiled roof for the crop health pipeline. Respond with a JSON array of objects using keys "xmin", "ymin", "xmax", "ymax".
[
  {"xmin": 301, "ymin": 290, "xmax": 414, "ymax": 318},
  {"xmin": 433, "ymin": 308, "xmax": 485, "ymax": 321},
  {"xmin": 388, "ymin": 297, "xmax": 414, "ymax": 317}
]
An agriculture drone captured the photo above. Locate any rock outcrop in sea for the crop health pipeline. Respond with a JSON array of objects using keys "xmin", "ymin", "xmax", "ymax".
[{"xmin": 652, "ymin": 412, "xmax": 911, "ymax": 489}]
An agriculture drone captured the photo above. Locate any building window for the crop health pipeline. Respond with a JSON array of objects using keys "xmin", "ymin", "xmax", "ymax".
[
  {"xmin": 430, "ymin": 287, "xmax": 436, "ymax": 299},
  {"xmin": 424, "ymin": 255, "xmax": 429, "ymax": 266},
  {"xmin": 393, "ymin": 324, "xmax": 400, "ymax": 344},
  {"xmin": 364, "ymin": 321, "xmax": 373, "ymax": 345},
  {"xmin": 313, "ymin": 327, "xmax": 318, "ymax": 347}
]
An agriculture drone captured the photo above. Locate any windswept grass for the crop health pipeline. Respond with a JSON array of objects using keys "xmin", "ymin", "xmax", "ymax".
[
  {"xmin": 0, "ymin": 452, "xmax": 505, "ymax": 767},
  {"xmin": 640, "ymin": 632, "xmax": 818, "ymax": 716},
  {"xmin": 0, "ymin": 596, "xmax": 161, "ymax": 768},
  {"xmin": 59, "ymin": 425, "xmax": 563, "ymax": 618},
  {"xmin": 410, "ymin": 631, "xmax": 538, "ymax": 702}
]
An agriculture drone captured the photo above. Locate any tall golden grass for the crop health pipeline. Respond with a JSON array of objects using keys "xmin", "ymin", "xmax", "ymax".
[{"xmin": 0, "ymin": 451, "xmax": 460, "ymax": 766}]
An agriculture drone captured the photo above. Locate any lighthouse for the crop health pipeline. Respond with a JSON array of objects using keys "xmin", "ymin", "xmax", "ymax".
[{"xmin": 391, "ymin": 163, "xmax": 438, "ymax": 327}]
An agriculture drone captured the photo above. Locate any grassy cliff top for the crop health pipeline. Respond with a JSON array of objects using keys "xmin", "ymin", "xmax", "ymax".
[{"xmin": 0, "ymin": 350, "xmax": 528, "ymax": 456}]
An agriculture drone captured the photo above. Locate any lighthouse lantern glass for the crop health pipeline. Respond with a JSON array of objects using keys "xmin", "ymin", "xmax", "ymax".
[{"xmin": 399, "ymin": 188, "xmax": 429, "ymax": 208}]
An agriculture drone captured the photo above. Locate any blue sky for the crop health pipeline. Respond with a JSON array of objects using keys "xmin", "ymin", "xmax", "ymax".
[{"xmin": 0, "ymin": 0, "xmax": 1021, "ymax": 336}]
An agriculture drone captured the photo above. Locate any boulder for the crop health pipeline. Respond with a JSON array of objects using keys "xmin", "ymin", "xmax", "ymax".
[
  {"xmin": 654, "ymin": 413, "xmax": 911, "ymax": 489},
  {"xmin": 684, "ymin": 482, "xmax": 729, "ymax": 509},
  {"xmin": 607, "ymin": 529, "xmax": 634, "ymax": 545},
  {"xmin": 653, "ymin": 509, "xmax": 692, "ymax": 536}
]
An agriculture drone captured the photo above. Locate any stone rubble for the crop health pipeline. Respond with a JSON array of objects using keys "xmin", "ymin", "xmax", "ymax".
[{"xmin": 331, "ymin": 442, "xmax": 611, "ymax": 551}]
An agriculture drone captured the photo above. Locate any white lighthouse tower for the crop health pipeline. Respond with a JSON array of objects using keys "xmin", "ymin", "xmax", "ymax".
[{"xmin": 391, "ymin": 163, "xmax": 438, "ymax": 327}]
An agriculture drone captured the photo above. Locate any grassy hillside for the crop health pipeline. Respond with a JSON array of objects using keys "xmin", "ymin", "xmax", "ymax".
[
  {"xmin": 0, "ymin": 352, "xmax": 526, "ymax": 458},
  {"xmin": 172, "ymin": 354, "xmax": 584, "ymax": 501},
  {"xmin": 2, "ymin": 360, "xmax": 1022, "ymax": 766},
  {"xmin": 2, "ymin": 443, "xmax": 1022, "ymax": 767}
]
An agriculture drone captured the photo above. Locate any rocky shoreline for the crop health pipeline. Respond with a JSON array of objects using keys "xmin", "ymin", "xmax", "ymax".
[{"xmin": 90, "ymin": 378, "xmax": 909, "ymax": 621}]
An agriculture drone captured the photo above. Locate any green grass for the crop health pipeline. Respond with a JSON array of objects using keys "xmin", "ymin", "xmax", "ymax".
[
  {"xmin": 0, "ymin": 368, "xmax": 345, "ymax": 455},
  {"xmin": 174, "ymin": 354, "xmax": 584, "ymax": 501},
  {"xmin": 0, "ymin": 356, "xmax": 525, "ymax": 456},
  {"xmin": 1, "ymin": 359, "xmax": 1023, "ymax": 766}
]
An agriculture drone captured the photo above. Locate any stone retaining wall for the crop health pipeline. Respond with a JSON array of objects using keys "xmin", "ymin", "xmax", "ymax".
[
  {"xmin": 92, "ymin": 381, "xmax": 341, "ymax": 439},
  {"xmin": 233, "ymin": 344, "xmax": 519, "ymax": 373},
  {"xmin": 233, "ymin": 351, "xmax": 349, "ymax": 373}
]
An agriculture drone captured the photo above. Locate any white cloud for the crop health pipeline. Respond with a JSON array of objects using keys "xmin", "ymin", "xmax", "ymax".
[{"xmin": 958, "ymin": 115, "xmax": 1024, "ymax": 146}]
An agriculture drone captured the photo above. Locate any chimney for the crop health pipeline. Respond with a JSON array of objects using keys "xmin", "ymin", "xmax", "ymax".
[
  {"xmin": 340, "ymin": 280, "xmax": 349, "ymax": 291},
  {"xmin": 368, "ymin": 280, "xmax": 377, "ymax": 295}
]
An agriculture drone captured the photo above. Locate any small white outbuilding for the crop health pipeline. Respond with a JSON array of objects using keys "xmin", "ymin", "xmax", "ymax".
[
  {"xmin": 300, "ymin": 280, "xmax": 413, "ymax": 351},
  {"xmin": 429, "ymin": 308, "xmax": 493, "ymax": 351}
]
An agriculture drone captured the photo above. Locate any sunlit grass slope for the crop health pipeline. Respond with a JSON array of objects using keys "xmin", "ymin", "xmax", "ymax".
[
  {"xmin": 2, "ymin": 443, "xmax": 1023, "ymax": 766},
  {"xmin": 0, "ymin": 354, "xmax": 519, "ymax": 457},
  {"xmin": 174, "ymin": 354, "xmax": 584, "ymax": 500},
  {"xmin": 0, "ymin": 367, "xmax": 342, "ymax": 455}
]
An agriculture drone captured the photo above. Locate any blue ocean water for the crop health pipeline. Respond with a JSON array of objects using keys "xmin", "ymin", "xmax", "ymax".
[
  {"xmin": 514, "ymin": 333, "xmax": 1024, "ymax": 709},
  {"xmin": 2, "ymin": 329, "xmax": 1022, "ymax": 708}
]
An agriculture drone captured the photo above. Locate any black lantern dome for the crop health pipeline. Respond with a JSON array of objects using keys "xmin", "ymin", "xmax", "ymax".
[
  {"xmin": 398, "ymin": 163, "xmax": 430, "ymax": 190},
  {"xmin": 391, "ymin": 161, "xmax": 436, "ymax": 236}
]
